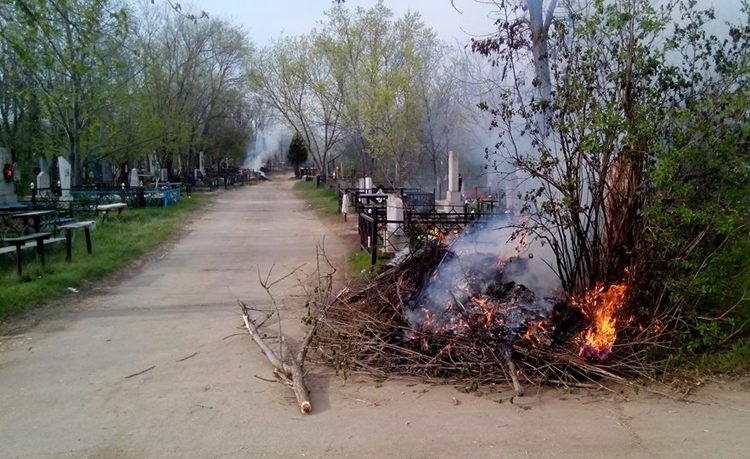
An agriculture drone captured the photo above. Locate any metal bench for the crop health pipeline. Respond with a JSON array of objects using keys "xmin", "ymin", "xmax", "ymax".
[
  {"xmin": 58, "ymin": 221, "xmax": 96, "ymax": 261},
  {"xmin": 0, "ymin": 232, "xmax": 52, "ymax": 276}
]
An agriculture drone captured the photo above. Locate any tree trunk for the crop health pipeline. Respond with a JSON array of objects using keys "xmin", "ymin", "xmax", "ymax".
[{"xmin": 527, "ymin": 0, "xmax": 556, "ymax": 134}]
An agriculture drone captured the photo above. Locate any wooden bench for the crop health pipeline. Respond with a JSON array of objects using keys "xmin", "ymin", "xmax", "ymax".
[
  {"xmin": 0, "ymin": 232, "xmax": 52, "ymax": 276},
  {"xmin": 58, "ymin": 221, "xmax": 96, "ymax": 261},
  {"xmin": 96, "ymin": 203, "xmax": 127, "ymax": 222}
]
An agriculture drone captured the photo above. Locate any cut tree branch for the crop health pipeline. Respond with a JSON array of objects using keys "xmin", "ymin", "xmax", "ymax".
[{"xmin": 239, "ymin": 300, "xmax": 312, "ymax": 414}]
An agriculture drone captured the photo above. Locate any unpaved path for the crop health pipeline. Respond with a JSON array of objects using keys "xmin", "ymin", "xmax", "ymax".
[{"xmin": 1, "ymin": 176, "xmax": 749, "ymax": 459}]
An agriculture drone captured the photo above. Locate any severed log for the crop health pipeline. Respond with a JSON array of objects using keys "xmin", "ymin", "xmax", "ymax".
[
  {"xmin": 240, "ymin": 301, "xmax": 312, "ymax": 414},
  {"xmin": 503, "ymin": 347, "xmax": 524, "ymax": 396},
  {"xmin": 288, "ymin": 350, "xmax": 312, "ymax": 414}
]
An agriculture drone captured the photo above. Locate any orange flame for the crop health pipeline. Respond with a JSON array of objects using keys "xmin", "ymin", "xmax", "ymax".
[{"xmin": 574, "ymin": 270, "xmax": 631, "ymax": 361}]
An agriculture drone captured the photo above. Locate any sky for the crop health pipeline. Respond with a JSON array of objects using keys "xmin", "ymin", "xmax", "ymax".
[
  {"xmin": 186, "ymin": 0, "xmax": 500, "ymax": 47},
  {"xmin": 185, "ymin": 0, "xmax": 744, "ymax": 47}
]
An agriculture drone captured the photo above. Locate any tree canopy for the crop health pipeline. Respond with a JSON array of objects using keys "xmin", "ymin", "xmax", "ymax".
[
  {"xmin": 473, "ymin": 0, "xmax": 750, "ymax": 356},
  {"xmin": 0, "ymin": 0, "xmax": 260, "ymax": 187},
  {"xmin": 287, "ymin": 131, "xmax": 308, "ymax": 177}
]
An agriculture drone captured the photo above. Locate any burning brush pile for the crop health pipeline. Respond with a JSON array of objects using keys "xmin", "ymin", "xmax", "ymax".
[{"xmin": 316, "ymin": 230, "xmax": 641, "ymax": 390}]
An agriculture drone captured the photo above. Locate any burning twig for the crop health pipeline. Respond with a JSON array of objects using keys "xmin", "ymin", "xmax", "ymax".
[{"xmin": 313, "ymin": 240, "xmax": 659, "ymax": 392}]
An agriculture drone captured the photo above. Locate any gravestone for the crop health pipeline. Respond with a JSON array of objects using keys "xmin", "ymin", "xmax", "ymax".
[
  {"xmin": 0, "ymin": 148, "xmax": 18, "ymax": 205},
  {"xmin": 358, "ymin": 177, "xmax": 373, "ymax": 193},
  {"xmin": 57, "ymin": 156, "xmax": 72, "ymax": 201},
  {"xmin": 384, "ymin": 194, "xmax": 408, "ymax": 253},
  {"xmin": 39, "ymin": 157, "xmax": 49, "ymax": 175},
  {"xmin": 436, "ymin": 150, "xmax": 463, "ymax": 212},
  {"xmin": 36, "ymin": 171, "xmax": 50, "ymax": 190},
  {"xmin": 130, "ymin": 168, "xmax": 139, "ymax": 187}
]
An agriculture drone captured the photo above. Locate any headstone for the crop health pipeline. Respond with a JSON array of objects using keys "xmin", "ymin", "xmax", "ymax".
[
  {"xmin": 340, "ymin": 192, "xmax": 350, "ymax": 215},
  {"xmin": 435, "ymin": 150, "xmax": 463, "ymax": 212},
  {"xmin": 57, "ymin": 156, "xmax": 72, "ymax": 201},
  {"xmin": 36, "ymin": 171, "xmax": 50, "ymax": 190},
  {"xmin": 0, "ymin": 148, "xmax": 18, "ymax": 205},
  {"xmin": 39, "ymin": 157, "xmax": 49, "ymax": 175},
  {"xmin": 130, "ymin": 168, "xmax": 139, "ymax": 187},
  {"xmin": 384, "ymin": 194, "xmax": 408, "ymax": 253},
  {"xmin": 364, "ymin": 177, "xmax": 372, "ymax": 193}
]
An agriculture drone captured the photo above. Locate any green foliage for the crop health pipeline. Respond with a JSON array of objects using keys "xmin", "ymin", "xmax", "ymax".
[
  {"xmin": 0, "ymin": 1, "xmax": 258, "ymax": 186},
  {"xmin": 254, "ymin": 0, "xmax": 440, "ymax": 185},
  {"xmin": 130, "ymin": 6, "xmax": 257, "ymax": 179},
  {"xmin": 476, "ymin": 0, "xmax": 750, "ymax": 356},
  {"xmin": 287, "ymin": 132, "xmax": 309, "ymax": 175},
  {"xmin": 693, "ymin": 340, "xmax": 750, "ymax": 374},
  {"xmin": 478, "ymin": 0, "xmax": 672, "ymax": 291},
  {"xmin": 1, "ymin": 0, "xmax": 130, "ymax": 184},
  {"xmin": 635, "ymin": 1, "xmax": 750, "ymax": 351}
]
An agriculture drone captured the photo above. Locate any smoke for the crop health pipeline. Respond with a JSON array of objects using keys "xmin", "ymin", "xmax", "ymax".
[
  {"xmin": 449, "ymin": 215, "xmax": 560, "ymax": 298},
  {"xmin": 404, "ymin": 215, "xmax": 561, "ymax": 336},
  {"xmin": 243, "ymin": 123, "xmax": 290, "ymax": 170}
]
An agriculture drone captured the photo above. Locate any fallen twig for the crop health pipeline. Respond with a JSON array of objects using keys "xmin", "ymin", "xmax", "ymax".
[
  {"xmin": 125, "ymin": 365, "xmax": 155, "ymax": 379},
  {"xmin": 176, "ymin": 352, "xmax": 198, "ymax": 363}
]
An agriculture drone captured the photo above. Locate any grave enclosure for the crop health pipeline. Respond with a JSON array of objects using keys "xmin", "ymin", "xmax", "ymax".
[{"xmin": 337, "ymin": 151, "xmax": 511, "ymax": 265}]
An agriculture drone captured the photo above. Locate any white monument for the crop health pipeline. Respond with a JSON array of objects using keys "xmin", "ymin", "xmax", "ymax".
[
  {"xmin": 0, "ymin": 148, "xmax": 17, "ymax": 205},
  {"xmin": 435, "ymin": 150, "xmax": 463, "ymax": 212},
  {"xmin": 36, "ymin": 171, "xmax": 50, "ymax": 190},
  {"xmin": 39, "ymin": 157, "xmax": 49, "ymax": 175},
  {"xmin": 130, "ymin": 168, "xmax": 139, "ymax": 187},
  {"xmin": 384, "ymin": 194, "xmax": 408, "ymax": 253},
  {"xmin": 358, "ymin": 177, "xmax": 373, "ymax": 192},
  {"xmin": 57, "ymin": 156, "xmax": 72, "ymax": 201}
]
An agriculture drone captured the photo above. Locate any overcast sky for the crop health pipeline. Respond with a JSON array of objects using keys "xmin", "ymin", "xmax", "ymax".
[
  {"xmin": 185, "ymin": 0, "xmax": 743, "ymax": 47},
  {"xmin": 186, "ymin": 0, "xmax": 499, "ymax": 46}
]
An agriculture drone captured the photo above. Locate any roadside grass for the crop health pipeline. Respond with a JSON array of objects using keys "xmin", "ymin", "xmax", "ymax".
[
  {"xmin": 693, "ymin": 340, "xmax": 750, "ymax": 374},
  {"xmin": 347, "ymin": 249, "xmax": 389, "ymax": 283},
  {"xmin": 293, "ymin": 178, "xmax": 385, "ymax": 282},
  {"xmin": 0, "ymin": 193, "xmax": 212, "ymax": 318},
  {"xmin": 293, "ymin": 179, "xmax": 340, "ymax": 214}
]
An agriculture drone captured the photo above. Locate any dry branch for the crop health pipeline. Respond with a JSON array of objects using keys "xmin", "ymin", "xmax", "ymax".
[
  {"xmin": 311, "ymin": 241, "xmax": 669, "ymax": 393},
  {"xmin": 240, "ymin": 300, "xmax": 312, "ymax": 414}
]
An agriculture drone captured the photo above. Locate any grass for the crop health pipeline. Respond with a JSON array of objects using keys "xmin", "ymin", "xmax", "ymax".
[
  {"xmin": 347, "ymin": 249, "xmax": 389, "ymax": 283},
  {"xmin": 0, "ymin": 193, "xmax": 212, "ymax": 318},
  {"xmin": 293, "ymin": 178, "xmax": 341, "ymax": 214},
  {"xmin": 693, "ymin": 340, "xmax": 750, "ymax": 374},
  {"xmin": 293, "ymin": 178, "xmax": 384, "ymax": 282}
]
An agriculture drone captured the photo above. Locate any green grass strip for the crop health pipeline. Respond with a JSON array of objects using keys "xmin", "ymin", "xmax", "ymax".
[{"xmin": 0, "ymin": 193, "xmax": 212, "ymax": 318}]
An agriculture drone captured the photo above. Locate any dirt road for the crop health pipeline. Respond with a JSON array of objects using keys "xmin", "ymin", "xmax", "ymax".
[{"xmin": 1, "ymin": 176, "xmax": 749, "ymax": 459}]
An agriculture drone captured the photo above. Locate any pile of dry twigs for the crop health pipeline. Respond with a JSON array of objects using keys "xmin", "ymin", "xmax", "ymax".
[{"xmin": 313, "ymin": 242, "xmax": 663, "ymax": 393}]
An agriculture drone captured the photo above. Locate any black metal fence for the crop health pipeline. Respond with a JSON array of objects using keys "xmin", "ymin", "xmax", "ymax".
[{"xmin": 356, "ymin": 203, "xmax": 508, "ymax": 265}]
